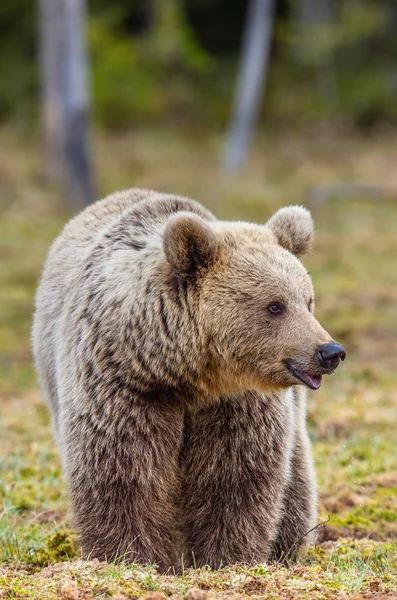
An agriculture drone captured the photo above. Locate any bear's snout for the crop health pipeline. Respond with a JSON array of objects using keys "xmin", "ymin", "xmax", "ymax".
[{"xmin": 315, "ymin": 341, "xmax": 346, "ymax": 371}]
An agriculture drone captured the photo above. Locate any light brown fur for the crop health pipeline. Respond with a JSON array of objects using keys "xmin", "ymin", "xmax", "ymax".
[{"xmin": 32, "ymin": 188, "xmax": 343, "ymax": 569}]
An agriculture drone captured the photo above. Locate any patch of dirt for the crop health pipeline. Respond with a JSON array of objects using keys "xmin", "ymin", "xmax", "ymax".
[
  {"xmin": 372, "ymin": 472, "xmax": 397, "ymax": 488},
  {"xmin": 184, "ymin": 589, "xmax": 210, "ymax": 600},
  {"xmin": 197, "ymin": 581, "xmax": 213, "ymax": 591},
  {"xmin": 317, "ymin": 526, "xmax": 383, "ymax": 543},
  {"xmin": 316, "ymin": 420, "xmax": 352, "ymax": 441},
  {"xmin": 38, "ymin": 559, "xmax": 107, "ymax": 579},
  {"xmin": 345, "ymin": 595, "xmax": 397, "ymax": 600},
  {"xmin": 320, "ymin": 473, "xmax": 397, "ymax": 523},
  {"xmin": 58, "ymin": 579, "xmax": 94, "ymax": 600},
  {"xmin": 39, "ymin": 562, "xmax": 71, "ymax": 578},
  {"xmin": 34, "ymin": 509, "xmax": 65, "ymax": 524},
  {"xmin": 322, "ymin": 491, "xmax": 367, "ymax": 513},
  {"xmin": 239, "ymin": 576, "xmax": 268, "ymax": 595}
]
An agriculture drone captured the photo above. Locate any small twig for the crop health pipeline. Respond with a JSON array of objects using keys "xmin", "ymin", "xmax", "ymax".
[{"xmin": 281, "ymin": 515, "xmax": 331, "ymax": 563}]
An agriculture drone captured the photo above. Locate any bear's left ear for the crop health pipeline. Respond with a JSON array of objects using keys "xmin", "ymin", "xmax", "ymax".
[
  {"xmin": 267, "ymin": 206, "xmax": 314, "ymax": 257},
  {"xmin": 164, "ymin": 212, "xmax": 219, "ymax": 280}
]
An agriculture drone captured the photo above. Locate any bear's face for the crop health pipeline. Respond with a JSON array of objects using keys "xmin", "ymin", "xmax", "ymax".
[{"xmin": 164, "ymin": 206, "xmax": 346, "ymax": 394}]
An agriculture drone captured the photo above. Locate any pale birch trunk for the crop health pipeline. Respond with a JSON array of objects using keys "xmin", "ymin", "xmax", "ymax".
[
  {"xmin": 39, "ymin": 0, "xmax": 65, "ymax": 181},
  {"xmin": 223, "ymin": 0, "xmax": 275, "ymax": 174},
  {"xmin": 39, "ymin": 0, "xmax": 93, "ymax": 209}
]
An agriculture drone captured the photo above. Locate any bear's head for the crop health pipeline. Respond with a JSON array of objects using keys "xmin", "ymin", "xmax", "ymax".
[{"xmin": 163, "ymin": 206, "xmax": 346, "ymax": 395}]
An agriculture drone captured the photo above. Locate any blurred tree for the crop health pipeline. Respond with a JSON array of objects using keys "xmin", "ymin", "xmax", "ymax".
[
  {"xmin": 39, "ymin": 0, "xmax": 64, "ymax": 180},
  {"xmin": 40, "ymin": 0, "xmax": 93, "ymax": 209},
  {"xmin": 223, "ymin": 0, "xmax": 275, "ymax": 173}
]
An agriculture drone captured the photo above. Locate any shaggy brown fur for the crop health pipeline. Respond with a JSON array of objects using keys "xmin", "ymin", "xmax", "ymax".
[{"xmin": 32, "ymin": 188, "xmax": 344, "ymax": 570}]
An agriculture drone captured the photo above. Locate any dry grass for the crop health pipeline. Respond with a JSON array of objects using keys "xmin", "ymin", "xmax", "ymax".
[{"xmin": 0, "ymin": 125, "xmax": 396, "ymax": 599}]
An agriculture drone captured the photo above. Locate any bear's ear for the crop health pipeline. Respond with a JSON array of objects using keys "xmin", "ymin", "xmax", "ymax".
[
  {"xmin": 163, "ymin": 212, "xmax": 219, "ymax": 280},
  {"xmin": 267, "ymin": 206, "xmax": 314, "ymax": 257}
]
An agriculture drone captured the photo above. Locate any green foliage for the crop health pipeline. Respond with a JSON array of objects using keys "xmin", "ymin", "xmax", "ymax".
[
  {"xmin": 89, "ymin": 17, "xmax": 161, "ymax": 128},
  {"xmin": 86, "ymin": 0, "xmax": 397, "ymax": 130},
  {"xmin": 88, "ymin": 1, "xmax": 224, "ymax": 129},
  {"xmin": 0, "ymin": 0, "xmax": 37, "ymax": 121},
  {"xmin": 1, "ymin": 0, "xmax": 396, "ymax": 130},
  {"xmin": 0, "ymin": 513, "xmax": 76, "ymax": 566},
  {"xmin": 269, "ymin": 1, "xmax": 397, "ymax": 127}
]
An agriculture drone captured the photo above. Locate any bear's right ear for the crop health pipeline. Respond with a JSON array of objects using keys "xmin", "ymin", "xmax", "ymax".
[
  {"xmin": 163, "ymin": 213, "xmax": 219, "ymax": 280},
  {"xmin": 267, "ymin": 205, "xmax": 314, "ymax": 257}
]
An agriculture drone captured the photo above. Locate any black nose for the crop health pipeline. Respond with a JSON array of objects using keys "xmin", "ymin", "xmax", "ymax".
[{"xmin": 316, "ymin": 342, "xmax": 346, "ymax": 370}]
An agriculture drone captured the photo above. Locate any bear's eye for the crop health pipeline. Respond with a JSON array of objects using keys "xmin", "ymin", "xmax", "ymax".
[{"xmin": 267, "ymin": 302, "xmax": 284, "ymax": 315}]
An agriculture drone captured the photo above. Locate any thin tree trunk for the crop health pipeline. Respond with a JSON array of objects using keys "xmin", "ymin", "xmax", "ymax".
[
  {"xmin": 39, "ymin": 0, "xmax": 93, "ymax": 209},
  {"xmin": 63, "ymin": 0, "xmax": 94, "ymax": 210},
  {"xmin": 223, "ymin": 0, "xmax": 275, "ymax": 175},
  {"xmin": 39, "ymin": 0, "xmax": 65, "ymax": 181}
]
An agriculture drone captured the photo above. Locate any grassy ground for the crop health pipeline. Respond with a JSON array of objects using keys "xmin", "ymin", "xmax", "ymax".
[{"xmin": 0, "ymin": 125, "xmax": 396, "ymax": 599}]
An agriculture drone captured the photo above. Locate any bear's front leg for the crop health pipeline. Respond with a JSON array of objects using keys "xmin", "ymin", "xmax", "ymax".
[
  {"xmin": 179, "ymin": 390, "xmax": 294, "ymax": 569},
  {"xmin": 269, "ymin": 429, "xmax": 318, "ymax": 563},
  {"xmin": 269, "ymin": 387, "xmax": 317, "ymax": 562},
  {"xmin": 63, "ymin": 391, "xmax": 184, "ymax": 570}
]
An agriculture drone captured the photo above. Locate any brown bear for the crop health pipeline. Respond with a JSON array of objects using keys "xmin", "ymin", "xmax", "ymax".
[{"xmin": 32, "ymin": 188, "xmax": 346, "ymax": 570}]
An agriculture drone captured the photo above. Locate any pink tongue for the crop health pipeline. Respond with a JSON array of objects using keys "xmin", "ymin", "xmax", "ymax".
[{"xmin": 301, "ymin": 372, "xmax": 322, "ymax": 389}]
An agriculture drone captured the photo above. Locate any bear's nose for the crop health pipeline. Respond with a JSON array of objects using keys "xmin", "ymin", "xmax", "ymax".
[{"xmin": 316, "ymin": 342, "xmax": 346, "ymax": 370}]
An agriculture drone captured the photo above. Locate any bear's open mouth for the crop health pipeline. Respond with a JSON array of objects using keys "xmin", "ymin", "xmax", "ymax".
[
  {"xmin": 285, "ymin": 360, "xmax": 324, "ymax": 390},
  {"xmin": 291, "ymin": 369, "xmax": 322, "ymax": 390}
]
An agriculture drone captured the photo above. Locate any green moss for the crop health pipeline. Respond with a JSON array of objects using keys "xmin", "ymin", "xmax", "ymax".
[
  {"xmin": 325, "ymin": 485, "xmax": 397, "ymax": 538},
  {"xmin": 249, "ymin": 564, "xmax": 270, "ymax": 576},
  {"xmin": 331, "ymin": 513, "xmax": 372, "ymax": 528},
  {"xmin": 27, "ymin": 530, "xmax": 76, "ymax": 567},
  {"xmin": 141, "ymin": 574, "xmax": 161, "ymax": 592}
]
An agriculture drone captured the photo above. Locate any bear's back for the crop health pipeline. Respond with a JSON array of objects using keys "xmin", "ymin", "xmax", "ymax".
[
  {"xmin": 56, "ymin": 188, "xmax": 162, "ymax": 249},
  {"xmin": 32, "ymin": 188, "xmax": 215, "ymax": 428},
  {"xmin": 32, "ymin": 190, "xmax": 164, "ymax": 420}
]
